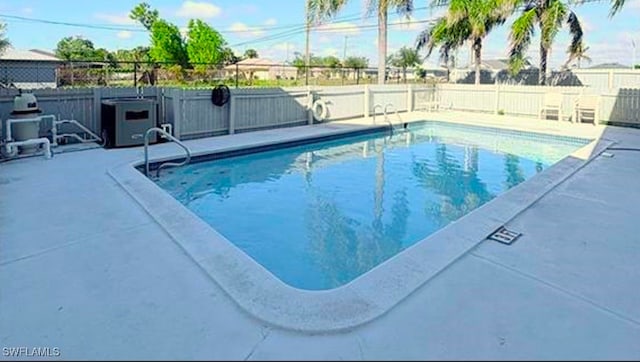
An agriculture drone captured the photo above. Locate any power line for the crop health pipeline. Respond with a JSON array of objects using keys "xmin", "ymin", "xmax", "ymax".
[
  {"xmin": 0, "ymin": 0, "xmax": 621, "ymax": 45},
  {"xmin": 0, "ymin": 6, "xmax": 388, "ymax": 35},
  {"xmin": 0, "ymin": 4, "xmax": 442, "ymax": 36}
]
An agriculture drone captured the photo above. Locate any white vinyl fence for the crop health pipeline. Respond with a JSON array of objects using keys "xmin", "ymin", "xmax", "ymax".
[
  {"xmin": 2, "ymin": 81, "xmax": 637, "ymax": 145},
  {"xmin": 0, "ymin": 87, "xmax": 160, "ymax": 139},
  {"xmin": 438, "ymin": 83, "xmax": 640, "ymax": 125},
  {"xmin": 167, "ymin": 84, "xmax": 436, "ymax": 140}
]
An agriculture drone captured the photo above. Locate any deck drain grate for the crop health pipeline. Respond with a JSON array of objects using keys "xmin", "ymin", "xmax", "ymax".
[{"xmin": 488, "ymin": 227, "xmax": 522, "ymax": 245}]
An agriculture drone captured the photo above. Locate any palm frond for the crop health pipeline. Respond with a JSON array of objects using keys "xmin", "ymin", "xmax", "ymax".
[
  {"xmin": 609, "ymin": 0, "xmax": 626, "ymax": 16},
  {"xmin": 540, "ymin": 0, "xmax": 568, "ymax": 50},
  {"xmin": 307, "ymin": 0, "xmax": 348, "ymax": 23},
  {"xmin": 392, "ymin": 0, "xmax": 414, "ymax": 17},
  {"xmin": 566, "ymin": 11, "xmax": 583, "ymax": 56},
  {"xmin": 509, "ymin": 7, "xmax": 537, "ymax": 74},
  {"xmin": 0, "ymin": 23, "xmax": 9, "ymax": 56}
]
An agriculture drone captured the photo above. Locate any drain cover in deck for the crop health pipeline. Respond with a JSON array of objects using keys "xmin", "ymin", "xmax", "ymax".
[{"xmin": 488, "ymin": 227, "xmax": 522, "ymax": 245}]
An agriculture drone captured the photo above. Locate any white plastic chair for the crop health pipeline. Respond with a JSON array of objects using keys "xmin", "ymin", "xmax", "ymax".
[
  {"xmin": 573, "ymin": 95, "xmax": 600, "ymax": 125},
  {"xmin": 540, "ymin": 92, "xmax": 563, "ymax": 121}
]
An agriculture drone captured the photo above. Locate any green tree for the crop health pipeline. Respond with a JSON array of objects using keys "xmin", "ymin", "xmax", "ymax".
[
  {"xmin": 391, "ymin": 46, "xmax": 422, "ymax": 82},
  {"xmin": 130, "ymin": 2, "xmax": 159, "ymax": 30},
  {"xmin": 243, "ymin": 48, "xmax": 258, "ymax": 59},
  {"xmin": 307, "ymin": 0, "xmax": 415, "ymax": 84},
  {"xmin": 508, "ymin": 0, "xmax": 584, "ymax": 85},
  {"xmin": 0, "ymin": 23, "xmax": 10, "ymax": 56},
  {"xmin": 114, "ymin": 46, "xmax": 151, "ymax": 63},
  {"xmin": 292, "ymin": 51, "xmax": 323, "ymax": 75},
  {"xmin": 343, "ymin": 56, "xmax": 369, "ymax": 69},
  {"xmin": 221, "ymin": 47, "xmax": 241, "ymax": 65},
  {"xmin": 323, "ymin": 55, "xmax": 341, "ymax": 68},
  {"xmin": 149, "ymin": 19, "xmax": 189, "ymax": 67},
  {"xmin": 55, "ymin": 36, "xmax": 100, "ymax": 61},
  {"xmin": 416, "ymin": 17, "xmax": 469, "ymax": 82},
  {"xmin": 93, "ymin": 48, "xmax": 117, "ymax": 66},
  {"xmin": 442, "ymin": 0, "xmax": 511, "ymax": 85},
  {"xmin": 186, "ymin": 19, "xmax": 226, "ymax": 70}
]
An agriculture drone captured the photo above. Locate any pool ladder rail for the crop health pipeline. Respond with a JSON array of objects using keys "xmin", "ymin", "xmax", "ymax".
[
  {"xmin": 372, "ymin": 103, "xmax": 408, "ymax": 135},
  {"xmin": 144, "ymin": 127, "xmax": 192, "ymax": 178}
]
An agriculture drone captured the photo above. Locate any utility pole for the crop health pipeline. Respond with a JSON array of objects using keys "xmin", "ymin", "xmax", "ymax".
[
  {"xmin": 343, "ymin": 36, "xmax": 348, "ymax": 61},
  {"xmin": 632, "ymin": 40, "xmax": 637, "ymax": 70},
  {"xmin": 343, "ymin": 36, "xmax": 348, "ymax": 85},
  {"xmin": 305, "ymin": 3, "xmax": 311, "ymax": 86}
]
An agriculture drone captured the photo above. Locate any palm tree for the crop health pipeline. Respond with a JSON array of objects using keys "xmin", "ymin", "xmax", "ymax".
[
  {"xmin": 508, "ymin": 0, "xmax": 584, "ymax": 86},
  {"xmin": 391, "ymin": 46, "xmax": 422, "ymax": 82},
  {"xmin": 438, "ymin": 0, "xmax": 511, "ymax": 85},
  {"xmin": 368, "ymin": 0, "xmax": 414, "ymax": 84},
  {"xmin": 416, "ymin": 17, "xmax": 470, "ymax": 82},
  {"xmin": 564, "ymin": 43, "xmax": 591, "ymax": 69},
  {"xmin": 610, "ymin": 0, "xmax": 626, "ymax": 16},
  {"xmin": 307, "ymin": 0, "xmax": 414, "ymax": 85},
  {"xmin": 0, "ymin": 23, "xmax": 10, "ymax": 56}
]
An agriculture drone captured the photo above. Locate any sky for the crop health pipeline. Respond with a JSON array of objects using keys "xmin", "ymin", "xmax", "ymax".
[{"xmin": 0, "ymin": 0, "xmax": 639, "ymax": 69}]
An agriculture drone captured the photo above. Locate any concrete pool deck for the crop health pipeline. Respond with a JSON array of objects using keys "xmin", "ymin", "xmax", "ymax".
[{"xmin": 1, "ymin": 111, "xmax": 639, "ymax": 360}]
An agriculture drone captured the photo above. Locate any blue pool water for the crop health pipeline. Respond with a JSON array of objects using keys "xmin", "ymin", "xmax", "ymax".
[{"xmin": 155, "ymin": 122, "xmax": 589, "ymax": 290}]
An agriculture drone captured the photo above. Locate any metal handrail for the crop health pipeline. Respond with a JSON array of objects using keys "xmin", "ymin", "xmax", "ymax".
[
  {"xmin": 372, "ymin": 104, "xmax": 385, "ymax": 125},
  {"xmin": 144, "ymin": 127, "xmax": 192, "ymax": 178},
  {"xmin": 384, "ymin": 103, "xmax": 403, "ymax": 128}
]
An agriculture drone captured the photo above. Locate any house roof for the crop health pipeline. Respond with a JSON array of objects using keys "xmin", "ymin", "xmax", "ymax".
[
  {"xmin": 420, "ymin": 61, "xmax": 447, "ymax": 71},
  {"xmin": 0, "ymin": 48, "xmax": 61, "ymax": 62},
  {"xmin": 481, "ymin": 58, "xmax": 533, "ymax": 71},
  {"xmin": 224, "ymin": 58, "xmax": 279, "ymax": 70},
  {"xmin": 588, "ymin": 62, "xmax": 630, "ymax": 69},
  {"xmin": 482, "ymin": 59, "xmax": 510, "ymax": 70}
]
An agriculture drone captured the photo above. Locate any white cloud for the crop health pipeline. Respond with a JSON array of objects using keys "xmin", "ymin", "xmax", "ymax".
[
  {"xmin": 629, "ymin": 0, "xmax": 640, "ymax": 9},
  {"xmin": 322, "ymin": 47, "xmax": 340, "ymax": 57},
  {"xmin": 274, "ymin": 42, "xmax": 296, "ymax": 51},
  {"xmin": 176, "ymin": 1, "xmax": 221, "ymax": 18},
  {"xmin": 318, "ymin": 36, "xmax": 331, "ymax": 43},
  {"xmin": 116, "ymin": 31, "xmax": 133, "ymax": 39},
  {"xmin": 94, "ymin": 13, "xmax": 137, "ymax": 25},
  {"xmin": 264, "ymin": 18, "xmax": 277, "ymax": 26},
  {"xmin": 228, "ymin": 22, "xmax": 264, "ymax": 37},
  {"xmin": 22, "ymin": 7, "xmax": 33, "ymax": 14},
  {"xmin": 316, "ymin": 22, "xmax": 360, "ymax": 35},
  {"xmin": 579, "ymin": 16, "xmax": 595, "ymax": 33}
]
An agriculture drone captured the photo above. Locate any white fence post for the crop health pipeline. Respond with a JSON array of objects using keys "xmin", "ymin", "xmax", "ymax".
[
  {"xmin": 171, "ymin": 89, "xmax": 182, "ymax": 139},
  {"xmin": 93, "ymin": 87, "xmax": 102, "ymax": 132},
  {"xmin": 494, "ymin": 84, "xmax": 500, "ymax": 115},
  {"xmin": 407, "ymin": 84, "xmax": 413, "ymax": 112},
  {"xmin": 307, "ymin": 86, "xmax": 314, "ymax": 125},
  {"xmin": 363, "ymin": 85, "xmax": 370, "ymax": 118},
  {"xmin": 229, "ymin": 90, "xmax": 236, "ymax": 134},
  {"xmin": 608, "ymin": 70, "xmax": 614, "ymax": 91}
]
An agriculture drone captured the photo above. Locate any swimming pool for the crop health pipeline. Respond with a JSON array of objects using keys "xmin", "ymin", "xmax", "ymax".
[{"xmin": 154, "ymin": 121, "xmax": 590, "ymax": 291}]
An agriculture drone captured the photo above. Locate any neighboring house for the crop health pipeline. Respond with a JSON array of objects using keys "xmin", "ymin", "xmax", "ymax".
[
  {"xmin": 0, "ymin": 48, "xmax": 62, "ymax": 89},
  {"xmin": 224, "ymin": 58, "xmax": 298, "ymax": 81},
  {"xmin": 588, "ymin": 62, "xmax": 630, "ymax": 70}
]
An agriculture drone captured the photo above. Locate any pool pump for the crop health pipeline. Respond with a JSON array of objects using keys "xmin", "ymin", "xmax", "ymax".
[{"xmin": 1, "ymin": 90, "xmax": 52, "ymax": 159}]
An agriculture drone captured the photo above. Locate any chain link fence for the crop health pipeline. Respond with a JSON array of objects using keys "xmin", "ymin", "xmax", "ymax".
[{"xmin": 0, "ymin": 60, "xmax": 445, "ymax": 90}]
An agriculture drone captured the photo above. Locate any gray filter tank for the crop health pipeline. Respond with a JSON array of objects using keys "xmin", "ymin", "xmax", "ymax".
[{"xmin": 9, "ymin": 91, "xmax": 43, "ymax": 154}]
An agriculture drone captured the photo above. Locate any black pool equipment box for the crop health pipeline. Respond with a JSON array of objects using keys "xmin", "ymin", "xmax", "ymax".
[{"xmin": 101, "ymin": 98, "xmax": 157, "ymax": 148}]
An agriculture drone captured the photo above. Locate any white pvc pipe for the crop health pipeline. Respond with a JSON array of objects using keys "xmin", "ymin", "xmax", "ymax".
[
  {"xmin": 5, "ymin": 137, "xmax": 52, "ymax": 159},
  {"xmin": 52, "ymin": 119, "xmax": 102, "ymax": 146},
  {"xmin": 5, "ymin": 117, "xmax": 43, "ymax": 142}
]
